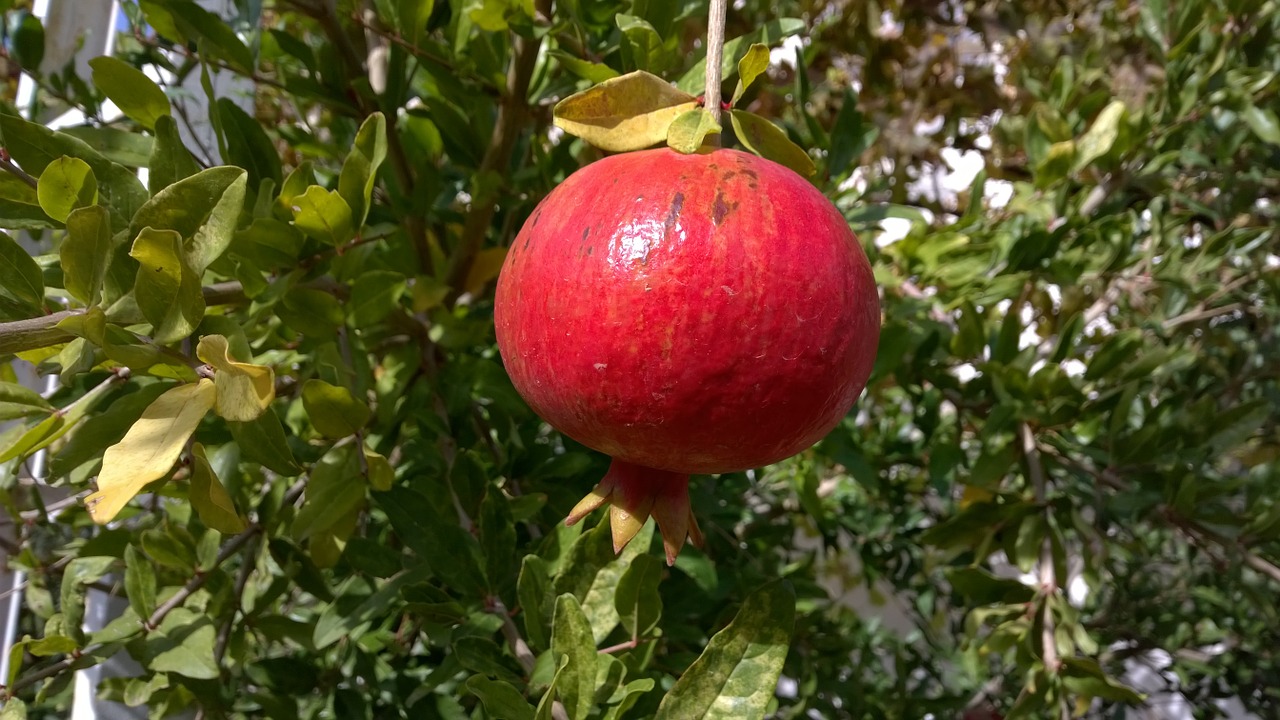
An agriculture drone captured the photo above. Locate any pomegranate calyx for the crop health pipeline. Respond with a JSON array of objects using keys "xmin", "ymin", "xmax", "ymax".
[{"xmin": 564, "ymin": 458, "xmax": 703, "ymax": 565}]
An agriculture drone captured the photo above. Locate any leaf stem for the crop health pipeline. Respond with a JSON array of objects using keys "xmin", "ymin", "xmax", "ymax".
[{"xmin": 703, "ymin": 0, "xmax": 729, "ymax": 127}]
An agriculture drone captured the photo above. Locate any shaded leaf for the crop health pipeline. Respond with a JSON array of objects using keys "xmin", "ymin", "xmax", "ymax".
[
  {"xmin": 148, "ymin": 116, "xmax": 201, "ymax": 194},
  {"xmin": 466, "ymin": 676, "xmax": 536, "ymax": 720},
  {"xmin": 301, "ymin": 379, "xmax": 371, "ymax": 438},
  {"xmin": 655, "ymin": 580, "xmax": 795, "ymax": 719},
  {"xmin": 729, "ymin": 110, "xmax": 815, "ymax": 177},
  {"xmin": 128, "ymin": 166, "xmax": 248, "ymax": 274},
  {"xmin": 0, "ymin": 230, "xmax": 45, "ymax": 314},
  {"xmin": 189, "ymin": 443, "xmax": 246, "ymax": 533},
  {"xmin": 291, "ymin": 186, "xmax": 355, "ymax": 246},
  {"xmin": 338, "ymin": 113, "xmax": 388, "ymax": 228},
  {"xmin": 61, "ymin": 206, "xmax": 113, "ymax": 306}
]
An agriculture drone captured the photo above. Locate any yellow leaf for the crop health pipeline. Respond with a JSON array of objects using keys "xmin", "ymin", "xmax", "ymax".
[
  {"xmin": 196, "ymin": 334, "xmax": 275, "ymax": 422},
  {"xmin": 553, "ymin": 70, "xmax": 699, "ymax": 152},
  {"xmin": 464, "ymin": 247, "xmax": 508, "ymax": 296},
  {"xmin": 85, "ymin": 379, "xmax": 216, "ymax": 524},
  {"xmin": 364, "ymin": 446, "xmax": 394, "ymax": 491}
]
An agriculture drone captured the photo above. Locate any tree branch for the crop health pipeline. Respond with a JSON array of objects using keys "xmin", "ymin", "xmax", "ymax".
[
  {"xmin": 1019, "ymin": 422, "xmax": 1064, "ymax": 717},
  {"xmin": 444, "ymin": 0, "xmax": 554, "ymax": 298},
  {"xmin": 4, "ymin": 479, "xmax": 307, "ymax": 699},
  {"xmin": 702, "ymin": 0, "xmax": 728, "ymax": 126}
]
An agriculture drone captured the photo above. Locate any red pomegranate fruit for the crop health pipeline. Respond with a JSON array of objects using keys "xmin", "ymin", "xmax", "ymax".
[{"xmin": 494, "ymin": 147, "xmax": 880, "ymax": 564}]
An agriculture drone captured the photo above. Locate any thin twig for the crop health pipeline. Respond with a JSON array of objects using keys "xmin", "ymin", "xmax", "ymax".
[
  {"xmin": 0, "ymin": 154, "xmax": 38, "ymax": 189},
  {"xmin": 702, "ymin": 0, "xmax": 728, "ymax": 126},
  {"xmin": 4, "ymin": 479, "xmax": 307, "ymax": 698},
  {"xmin": 214, "ymin": 535, "xmax": 260, "ymax": 665},
  {"xmin": 1019, "ymin": 423, "xmax": 1062, "ymax": 706}
]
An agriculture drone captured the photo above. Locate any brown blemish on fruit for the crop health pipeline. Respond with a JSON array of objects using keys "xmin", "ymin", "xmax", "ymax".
[
  {"xmin": 582, "ymin": 227, "xmax": 591, "ymax": 243},
  {"xmin": 663, "ymin": 192, "xmax": 685, "ymax": 239},
  {"xmin": 712, "ymin": 191, "xmax": 730, "ymax": 226}
]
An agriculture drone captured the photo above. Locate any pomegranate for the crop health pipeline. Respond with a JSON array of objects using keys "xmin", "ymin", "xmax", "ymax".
[{"xmin": 494, "ymin": 147, "xmax": 879, "ymax": 563}]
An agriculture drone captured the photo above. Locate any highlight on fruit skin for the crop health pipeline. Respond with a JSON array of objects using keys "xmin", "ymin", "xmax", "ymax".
[{"xmin": 494, "ymin": 147, "xmax": 881, "ymax": 565}]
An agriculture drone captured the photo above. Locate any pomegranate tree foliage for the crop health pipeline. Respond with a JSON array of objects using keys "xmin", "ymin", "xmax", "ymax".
[{"xmin": 0, "ymin": 0, "xmax": 1276, "ymax": 716}]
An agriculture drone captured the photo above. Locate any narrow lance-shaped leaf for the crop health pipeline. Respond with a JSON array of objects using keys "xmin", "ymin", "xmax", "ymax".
[
  {"xmin": 552, "ymin": 594, "xmax": 597, "ymax": 720},
  {"xmin": 85, "ymin": 379, "xmax": 216, "ymax": 524},
  {"xmin": 217, "ymin": 98, "xmax": 283, "ymax": 190},
  {"xmin": 148, "ymin": 116, "xmax": 201, "ymax": 194},
  {"xmin": 554, "ymin": 70, "xmax": 699, "ymax": 152},
  {"xmin": 729, "ymin": 110, "xmax": 815, "ymax": 177},
  {"xmin": 124, "ymin": 543, "xmax": 157, "ymax": 619},
  {"xmin": 36, "ymin": 156, "xmax": 97, "ymax": 223},
  {"xmin": 615, "ymin": 553, "xmax": 663, "ymax": 639},
  {"xmin": 1073, "ymin": 100, "xmax": 1127, "ymax": 172},
  {"xmin": 655, "ymin": 580, "xmax": 796, "ymax": 719},
  {"xmin": 189, "ymin": 443, "xmax": 246, "ymax": 533},
  {"xmin": 338, "ymin": 112, "xmax": 388, "ymax": 228},
  {"xmin": 731, "ymin": 44, "xmax": 770, "ymax": 105},
  {"xmin": 88, "ymin": 56, "xmax": 170, "ymax": 130},
  {"xmin": 0, "ymin": 230, "xmax": 45, "ymax": 315},
  {"xmin": 196, "ymin": 334, "xmax": 275, "ymax": 421},
  {"xmin": 130, "ymin": 227, "xmax": 205, "ymax": 344}
]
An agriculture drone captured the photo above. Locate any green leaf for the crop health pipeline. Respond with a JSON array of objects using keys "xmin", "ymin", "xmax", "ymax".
[
  {"xmin": 36, "ymin": 156, "xmax": 97, "ymax": 223},
  {"xmin": 1242, "ymin": 104, "xmax": 1280, "ymax": 146},
  {"xmin": 129, "ymin": 227, "xmax": 205, "ymax": 344},
  {"xmin": 128, "ymin": 166, "xmax": 248, "ymax": 274},
  {"xmin": 217, "ymin": 98, "xmax": 283, "ymax": 189},
  {"xmin": 945, "ymin": 567, "xmax": 1036, "ymax": 604},
  {"xmin": 0, "ymin": 381, "xmax": 51, "ymax": 422},
  {"xmin": 278, "ymin": 287, "xmax": 344, "ymax": 337},
  {"xmin": 140, "ymin": 0, "xmax": 253, "ymax": 72},
  {"xmin": 518, "ymin": 555, "xmax": 552, "ymax": 650},
  {"xmin": 615, "ymin": 553, "xmax": 663, "ymax": 639},
  {"xmin": 466, "ymin": 676, "xmax": 536, "ymax": 720},
  {"xmin": 228, "ymin": 407, "xmax": 301, "ymax": 476},
  {"xmin": 1207, "ymin": 399, "xmax": 1270, "ymax": 453},
  {"xmin": 146, "ymin": 610, "xmax": 219, "ymax": 679},
  {"xmin": 124, "ymin": 543, "xmax": 157, "ymax": 619},
  {"xmin": 550, "ymin": 51, "xmax": 619, "ymax": 83},
  {"xmin": 552, "ymin": 594, "xmax": 597, "ymax": 720},
  {"xmin": 60, "ymin": 126, "xmax": 153, "ymax": 168},
  {"xmin": 728, "ymin": 110, "xmax": 815, "ymax": 177},
  {"xmin": 189, "ymin": 443, "xmax": 246, "ymax": 533},
  {"xmin": 88, "ymin": 56, "xmax": 170, "ymax": 130},
  {"xmin": 0, "ymin": 113, "xmax": 148, "ymax": 227},
  {"xmin": 0, "ymin": 230, "xmax": 45, "ymax": 314},
  {"xmin": 553, "ymin": 71, "xmax": 698, "ymax": 153},
  {"xmin": 313, "ymin": 566, "xmax": 430, "ymax": 649},
  {"xmin": 1073, "ymin": 100, "xmax": 1127, "ymax": 171},
  {"xmin": 479, "ymin": 486, "xmax": 517, "ymax": 594},
  {"xmin": 301, "ymin": 379, "xmax": 371, "ymax": 438},
  {"xmin": 348, "ymin": 270, "xmax": 406, "ymax": 326},
  {"xmin": 677, "ymin": 19, "xmax": 805, "ymax": 95},
  {"xmin": 148, "ymin": 116, "xmax": 201, "ymax": 194},
  {"xmin": 616, "ymin": 14, "xmax": 667, "ymax": 74},
  {"xmin": 374, "ymin": 485, "xmax": 488, "ymax": 596},
  {"xmin": 731, "ymin": 43, "xmax": 770, "ymax": 105},
  {"xmin": 667, "ymin": 108, "xmax": 722, "ymax": 154},
  {"xmin": 338, "ymin": 113, "xmax": 388, "ymax": 229},
  {"xmin": 603, "ymin": 679, "xmax": 655, "ymax": 720},
  {"xmin": 291, "ymin": 445, "xmax": 366, "ymax": 542},
  {"xmin": 1035, "ymin": 140, "xmax": 1076, "ymax": 188},
  {"xmin": 655, "ymin": 580, "xmax": 796, "ymax": 719},
  {"xmin": 0, "ymin": 697, "xmax": 26, "ymax": 719},
  {"xmin": 61, "ymin": 205, "xmax": 113, "ymax": 306},
  {"xmin": 553, "ymin": 519, "xmax": 654, "ymax": 643},
  {"xmin": 291, "ymin": 186, "xmax": 355, "ymax": 246},
  {"xmin": 1060, "ymin": 657, "xmax": 1145, "ymax": 703},
  {"xmin": 536, "ymin": 657, "xmax": 567, "ymax": 720}
]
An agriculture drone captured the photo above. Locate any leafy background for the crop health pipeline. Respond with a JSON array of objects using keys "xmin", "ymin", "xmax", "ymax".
[{"xmin": 0, "ymin": 0, "xmax": 1276, "ymax": 717}]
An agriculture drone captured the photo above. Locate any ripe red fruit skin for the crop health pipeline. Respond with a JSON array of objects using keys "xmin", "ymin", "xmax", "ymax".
[{"xmin": 495, "ymin": 147, "xmax": 879, "ymax": 560}]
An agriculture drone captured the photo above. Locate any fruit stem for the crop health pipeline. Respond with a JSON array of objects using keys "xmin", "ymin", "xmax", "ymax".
[{"xmin": 703, "ymin": 0, "xmax": 728, "ymax": 130}]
